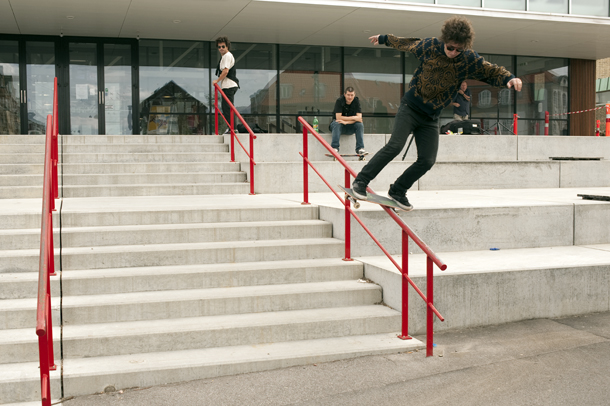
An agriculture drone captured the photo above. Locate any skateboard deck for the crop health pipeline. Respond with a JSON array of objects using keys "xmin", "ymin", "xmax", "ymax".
[
  {"xmin": 338, "ymin": 185, "xmax": 410, "ymax": 212},
  {"xmin": 325, "ymin": 153, "xmax": 368, "ymax": 161}
]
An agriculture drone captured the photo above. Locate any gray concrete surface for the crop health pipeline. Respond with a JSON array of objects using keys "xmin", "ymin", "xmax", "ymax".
[{"xmin": 58, "ymin": 311, "xmax": 610, "ymax": 406}]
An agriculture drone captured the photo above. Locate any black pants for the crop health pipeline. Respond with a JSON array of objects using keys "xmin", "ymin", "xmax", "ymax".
[
  {"xmin": 221, "ymin": 87, "xmax": 238, "ymax": 125},
  {"xmin": 355, "ymin": 103, "xmax": 439, "ymax": 192}
]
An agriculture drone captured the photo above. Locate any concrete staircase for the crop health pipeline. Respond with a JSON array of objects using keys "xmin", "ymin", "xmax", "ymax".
[
  {"xmin": 2, "ymin": 130, "xmax": 610, "ymax": 404},
  {"xmin": 0, "ymin": 133, "xmax": 422, "ymax": 404}
]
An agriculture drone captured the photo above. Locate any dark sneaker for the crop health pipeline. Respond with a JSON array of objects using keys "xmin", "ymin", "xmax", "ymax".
[
  {"xmin": 352, "ymin": 180, "xmax": 368, "ymax": 200},
  {"xmin": 388, "ymin": 184, "xmax": 413, "ymax": 211}
]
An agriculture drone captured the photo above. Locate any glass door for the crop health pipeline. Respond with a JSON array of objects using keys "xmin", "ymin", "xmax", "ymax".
[
  {"xmin": 0, "ymin": 40, "xmax": 21, "ymax": 134},
  {"xmin": 103, "ymin": 43, "xmax": 133, "ymax": 135},
  {"xmin": 26, "ymin": 41, "xmax": 56, "ymax": 135},
  {"xmin": 69, "ymin": 42, "xmax": 99, "ymax": 135}
]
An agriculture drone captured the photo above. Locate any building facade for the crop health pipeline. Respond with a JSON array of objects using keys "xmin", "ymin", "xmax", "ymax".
[{"xmin": 1, "ymin": 0, "xmax": 608, "ymax": 136}]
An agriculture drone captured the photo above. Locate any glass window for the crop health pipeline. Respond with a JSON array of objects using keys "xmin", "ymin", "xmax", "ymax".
[
  {"xmin": 572, "ymin": 1, "xmax": 608, "ymax": 17},
  {"xmin": 516, "ymin": 56, "xmax": 568, "ymax": 135},
  {"xmin": 0, "ymin": 40, "xmax": 20, "ymax": 134},
  {"xmin": 69, "ymin": 42, "xmax": 98, "ymax": 135},
  {"xmin": 279, "ymin": 45, "xmax": 341, "ymax": 128},
  {"xmin": 139, "ymin": 40, "xmax": 209, "ymax": 135},
  {"xmin": 529, "ymin": 0, "xmax": 568, "ymax": 14},
  {"xmin": 26, "ymin": 41, "xmax": 56, "ymax": 135},
  {"xmin": 104, "ymin": 44, "xmax": 132, "ymax": 135},
  {"xmin": 484, "ymin": 0, "xmax": 525, "ymax": 10},
  {"xmin": 230, "ymin": 42, "xmax": 277, "ymax": 132},
  {"xmin": 438, "ymin": 0, "xmax": 480, "ymax": 6},
  {"xmin": 344, "ymin": 46, "xmax": 402, "ymax": 121}
]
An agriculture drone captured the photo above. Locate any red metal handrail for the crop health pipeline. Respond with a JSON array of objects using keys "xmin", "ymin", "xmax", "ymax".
[
  {"xmin": 214, "ymin": 84, "xmax": 256, "ymax": 195},
  {"xmin": 298, "ymin": 116, "xmax": 447, "ymax": 357},
  {"xmin": 36, "ymin": 79, "xmax": 59, "ymax": 406}
]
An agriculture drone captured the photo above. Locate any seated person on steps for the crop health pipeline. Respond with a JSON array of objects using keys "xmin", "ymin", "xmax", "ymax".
[{"xmin": 330, "ymin": 87, "xmax": 367, "ymax": 155}]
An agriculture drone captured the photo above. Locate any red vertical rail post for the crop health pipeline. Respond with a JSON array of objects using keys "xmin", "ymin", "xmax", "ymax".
[
  {"xmin": 214, "ymin": 88, "xmax": 219, "ymax": 135},
  {"xmin": 513, "ymin": 113, "xmax": 518, "ymax": 135},
  {"xmin": 596, "ymin": 120, "xmax": 600, "ymax": 137},
  {"xmin": 230, "ymin": 110, "xmax": 235, "ymax": 162},
  {"xmin": 544, "ymin": 111, "xmax": 549, "ymax": 136},
  {"xmin": 302, "ymin": 126, "xmax": 309, "ymax": 205},
  {"xmin": 606, "ymin": 104, "xmax": 610, "ymax": 137},
  {"xmin": 426, "ymin": 256, "xmax": 434, "ymax": 357},
  {"xmin": 52, "ymin": 78, "xmax": 58, "ymax": 201},
  {"xmin": 249, "ymin": 126, "xmax": 255, "ymax": 195},
  {"xmin": 343, "ymin": 169, "xmax": 352, "ymax": 261},
  {"xmin": 398, "ymin": 230, "xmax": 411, "ymax": 340}
]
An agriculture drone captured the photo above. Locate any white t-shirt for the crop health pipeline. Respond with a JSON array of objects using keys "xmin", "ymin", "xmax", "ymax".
[{"xmin": 219, "ymin": 51, "xmax": 238, "ymax": 89}]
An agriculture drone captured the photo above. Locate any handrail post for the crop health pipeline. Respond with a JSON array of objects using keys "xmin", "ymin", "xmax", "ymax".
[
  {"xmin": 513, "ymin": 113, "xmax": 518, "ymax": 135},
  {"xmin": 302, "ymin": 126, "xmax": 309, "ymax": 205},
  {"xmin": 398, "ymin": 230, "xmax": 411, "ymax": 340},
  {"xmin": 230, "ymin": 110, "xmax": 235, "ymax": 163},
  {"xmin": 249, "ymin": 125, "xmax": 255, "ymax": 195},
  {"xmin": 343, "ymin": 169, "xmax": 352, "ymax": 261},
  {"xmin": 214, "ymin": 87, "xmax": 219, "ymax": 135},
  {"xmin": 52, "ymin": 77, "xmax": 58, "ymax": 200},
  {"xmin": 544, "ymin": 111, "xmax": 549, "ymax": 136},
  {"xmin": 426, "ymin": 256, "xmax": 434, "ymax": 357}
]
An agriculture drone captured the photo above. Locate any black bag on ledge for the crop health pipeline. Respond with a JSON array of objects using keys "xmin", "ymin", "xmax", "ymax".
[{"xmin": 441, "ymin": 119, "xmax": 481, "ymax": 134}]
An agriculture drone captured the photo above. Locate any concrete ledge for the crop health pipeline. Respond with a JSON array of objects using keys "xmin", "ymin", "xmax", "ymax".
[
  {"xmin": 518, "ymin": 135, "xmax": 610, "ymax": 160},
  {"xmin": 360, "ymin": 244, "xmax": 610, "ymax": 334}
]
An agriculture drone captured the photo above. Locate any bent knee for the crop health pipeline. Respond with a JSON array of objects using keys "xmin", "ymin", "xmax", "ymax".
[{"xmin": 418, "ymin": 157, "xmax": 436, "ymax": 170}]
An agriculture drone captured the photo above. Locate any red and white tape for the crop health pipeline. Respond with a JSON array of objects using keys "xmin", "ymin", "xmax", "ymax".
[{"xmin": 550, "ymin": 106, "xmax": 604, "ymax": 116}]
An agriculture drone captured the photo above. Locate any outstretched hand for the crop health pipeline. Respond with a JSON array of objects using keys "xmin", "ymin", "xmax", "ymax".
[
  {"xmin": 507, "ymin": 78, "xmax": 522, "ymax": 92},
  {"xmin": 369, "ymin": 35, "xmax": 380, "ymax": 45}
]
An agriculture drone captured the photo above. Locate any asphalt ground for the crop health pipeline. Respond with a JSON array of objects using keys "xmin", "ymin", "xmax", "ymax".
[{"xmin": 60, "ymin": 311, "xmax": 610, "ymax": 406}]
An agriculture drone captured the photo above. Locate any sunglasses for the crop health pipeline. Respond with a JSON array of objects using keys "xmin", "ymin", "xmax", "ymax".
[
  {"xmin": 217, "ymin": 45, "xmax": 226, "ymax": 49},
  {"xmin": 446, "ymin": 45, "xmax": 464, "ymax": 53}
]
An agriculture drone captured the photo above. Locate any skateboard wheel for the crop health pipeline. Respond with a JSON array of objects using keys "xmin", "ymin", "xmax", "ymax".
[{"xmin": 354, "ymin": 201, "xmax": 361, "ymax": 209}]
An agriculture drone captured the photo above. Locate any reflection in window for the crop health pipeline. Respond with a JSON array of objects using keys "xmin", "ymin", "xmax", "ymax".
[
  {"xmin": 572, "ymin": 0, "xmax": 608, "ymax": 17},
  {"xmin": 26, "ymin": 42, "xmax": 56, "ymax": 135},
  {"xmin": 437, "ymin": 0, "xmax": 480, "ymax": 6},
  {"xmin": 139, "ymin": 40, "xmax": 209, "ymax": 134},
  {"xmin": 484, "ymin": 0, "xmax": 525, "ymax": 10},
  {"xmin": 0, "ymin": 40, "xmax": 20, "ymax": 134},
  {"xmin": 280, "ymin": 84, "xmax": 293, "ymax": 99},
  {"xmin": 279, "ymin": 45, "xmax": 341, "ymax": 123},
  {"xmin": 529, "ymin": 0, "xmax": 568, "ymax": 14},
  {"xmin": 516, "ymin": 56, "xmax": 568, "ymax": 135}
]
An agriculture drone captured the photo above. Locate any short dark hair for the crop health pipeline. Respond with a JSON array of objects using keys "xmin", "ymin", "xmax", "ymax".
[
  {"xmin": 440, "ymin": 16, "xmax": 475, "ymax": 50},
  {"xmin": 215, "ymin": 36, "xmax": 231, "ymax": 51},
  {"xmin": 344, "ymin": 86, "xmax": 355, "ymax": 94}
]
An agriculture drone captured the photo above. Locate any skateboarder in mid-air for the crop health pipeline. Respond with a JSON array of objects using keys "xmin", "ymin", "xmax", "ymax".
[{"xmin": 351, "ymin": 16, "xmax": 522, "ymax": 211}]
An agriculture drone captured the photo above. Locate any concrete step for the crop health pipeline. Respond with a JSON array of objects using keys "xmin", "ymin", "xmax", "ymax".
[
  {"xmin": 62, "ymin": 172, "xmax": 246, "ymax": 186},
  {"xmin": 0, "ymin": 228, "xmax": 59, "ymax": 250},
  {"xmin": 0, "ymin": 186, "xmax": 42, "ymax": 200},
  {"xmin": 0, "ymin": 164, "xmax": 43, "ymax": 175},
  {"xmin": 0, "ymin": 135, "xmax": 45, "ymax": 145},
  {"xmin": 61, "ymin": 152, "xmax": 231, "ymax": 164},
  {"xmin": 0, "ymin": 332, "xmax": 421, "ymax": 403},
  {"xmin": 60, "ymin": 134, "xmax": 224, "ymax": 144},
  {"xmin": 0, "ymin": 154, "xmax": 44, "ymax": 165},
  {"xmin": 0, "ymin": 361, "xmax": 60, "ymax": 404},
  {"xmin": 0, "ymin": 238, "xmax": 345, "ymax": 272},
  {"xmin": 61, "ymin": 143, "xmax": 229, "ymax": 153},
  {"xmin": 59, "ymin": 202, "xmax": 319, "ymax": 228},
  {"xmin": 251, "ymin": 160, "xmax": 610, "ymax": 193},
  {"xmin": 0, "ymin": 175, "xmax": 42, "ymax": 187},
  {"xmin": 2, "ymin": 305, "xmax": 399, "ymax": 363},
  {"xmin": 0, "ymin": 294, "xmax": 59, "ymax": 330},
  {"xmin": 58, "ymin": 280, "xmax": 380, "ymax": 325},
  {"xmin": 0, "ymin": 145, "xmax": 45, "ymax": 154},
  {"xmin": 1, "ymin": 258, "xmax": 363, "ymax": 299},
  {"xmin": 61, "ymin": 161, "xmax": 241, "ymax": 174},
  {"xmin": 56, "ymin": 220, "xmax": 332, "ymax": 248},
  {"xmin": 61, "ymin": 182, "xmax": 251, "ymax": 197}
]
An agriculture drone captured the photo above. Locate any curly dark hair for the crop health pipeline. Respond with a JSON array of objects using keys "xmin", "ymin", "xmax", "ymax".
[
  {"xmin": 215, "ymin": 36, "xmax": 231, "ymax": 51},
  {"xmin": 440, "ymin": 16, "xmax": 475, "ymax": 50}
]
